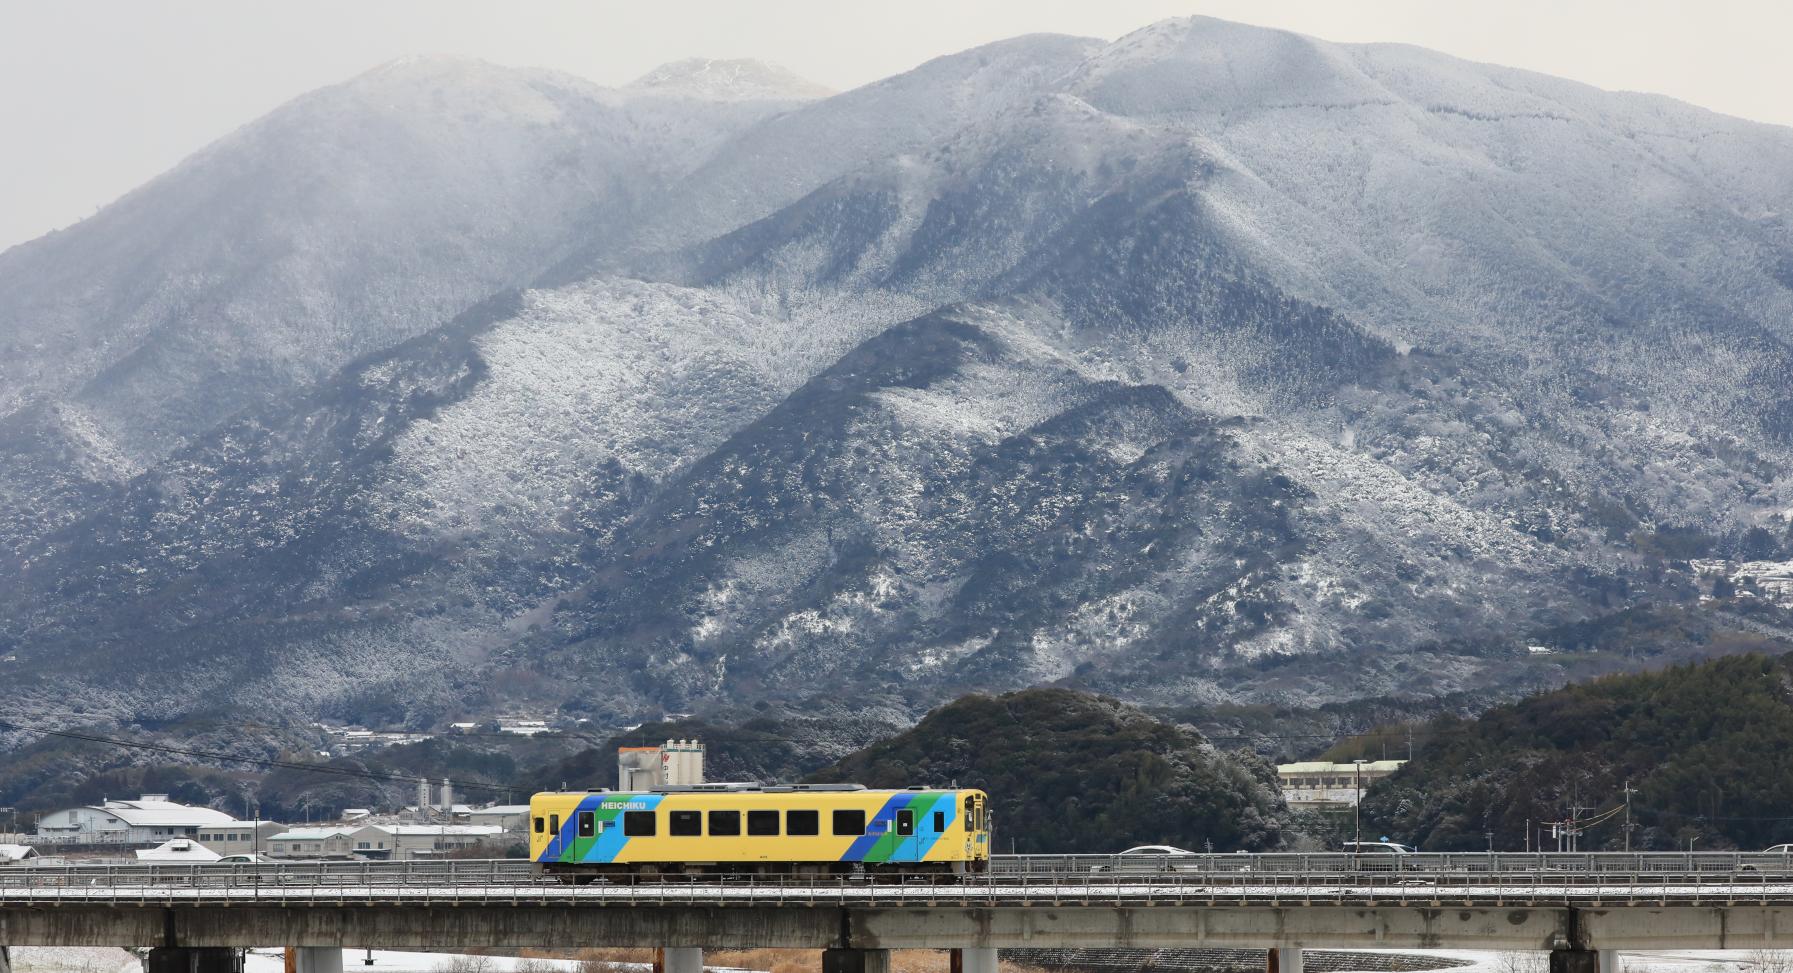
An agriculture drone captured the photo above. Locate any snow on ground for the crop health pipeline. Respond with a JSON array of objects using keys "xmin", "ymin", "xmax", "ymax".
[
  {"xmin": 381, "ymin": 278, "xmax": 931, "ymax": 545},
  {"xmin": 6, "ymin": 947, "xmax": 138, "ymax": 973}
]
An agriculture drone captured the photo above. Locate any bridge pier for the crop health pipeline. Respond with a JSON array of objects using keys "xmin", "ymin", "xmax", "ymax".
[
  {"xmin": 1549, "ymin": 949, "xmax": 1597, "ymax": 973},
  {"xmin": 823, "ymin": 949, "xmax": 890, "ymax": 973},
  {"xmin": 660, "ymin": 948, "xmax": 702, "ymax": 973},
  {"xmin": 951, "ymin": 948, "xmax": 997, "ymax": 973},
  {"xmin": 1267, "ymin": 948, "xmax": 1304, "ymax": 973},
  {"xmin": 145, "ymin": 948, "xmax": 241, "ymax": 973},
  {"xmin": 290, "ymin": 948, "xmax": 344, "ymax": 973}
]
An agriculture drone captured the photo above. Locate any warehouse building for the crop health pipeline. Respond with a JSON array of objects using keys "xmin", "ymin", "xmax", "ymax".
[{"xmin": 33, "ymin": 795, "xmax": 235, "ymax": 846}]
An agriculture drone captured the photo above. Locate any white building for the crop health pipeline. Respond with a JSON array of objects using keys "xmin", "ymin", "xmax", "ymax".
[
  {"xmin": 465, "ymin": 805, "xmax": 529, "ymax": 831},
  {"xmin": 262, "ymin": 824, "xmax": 509, "ymax": 860},
  {"xmin": 382, "ymin": 825, "xmax": 508, "ymax": 859},
  {"xmin": 33, "ymin": 795, "xmax": 235, "ymax": 846},
  {"xmin": 1276, "ymin": 760, "xmax": 1406, "ymax": 810},
  {"xmin": 264, "ymin": 825, "xmax": 393, "ymax": 859},
  {"xmin": 0, "ymin": 844, "xmax": 39, "ymax": 864},
  {"xmin": 193, "ymin": 821, "xmax": 287, "ymax": 857},
  {"xmin": 618, "ymin": 739, "xmax": 705, "ymax": 789}
]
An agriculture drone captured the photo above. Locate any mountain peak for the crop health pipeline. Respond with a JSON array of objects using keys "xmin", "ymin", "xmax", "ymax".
[
  {"xmin": 1068, "ymin": 14, "xmax": 1373, "ymax": 116},
  {"xmin": 627, "ymin": 58, "xmax": 834, "ymax": 102}
]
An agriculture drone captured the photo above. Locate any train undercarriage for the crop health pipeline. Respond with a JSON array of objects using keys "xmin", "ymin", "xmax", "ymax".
[{"xmin": 538, "ymin": 859, "xmax": 988, "ymax": 884}]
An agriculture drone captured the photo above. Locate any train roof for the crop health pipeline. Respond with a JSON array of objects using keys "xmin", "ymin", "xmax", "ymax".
[{"xmin": 540, "ymin": 783, "xmax": 976, "ymax": 795}]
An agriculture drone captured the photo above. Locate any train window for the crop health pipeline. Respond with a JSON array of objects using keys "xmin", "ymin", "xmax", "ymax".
[
  {"xmin": 669, "ymin": 810, "xmax": 702, "ymax": 836},
  {"xmin": 895, "ymin": 809, "xmax": 915, "ymax": 837},
  {"xmin": 578, "ymin": 812, "xmax": 595, "ymax": 838},
  {"xmin": 549, "ymin": 814, "xmax": 560, "ymax": 835},
  {"xmin": 832, "ymin": 809, "xmax": 867, "ymax": 836},
  {"xmin": 709, "ymin": 811, "xmax": 741, "ymax": 836},
  {"xmin": 533, "ymin": 817, "xmax": 545, "ymax": 834},
  {"xmin": 787, "ymin": 810, "xmax": 819, "ymax": 835},
  {"xmin": 933, "ymin": 811, "xmax": 945, "ymax": 833},
  {"xmin": 623, "ymin": 811, "xmax": 656, "ymax": 837},
  {"xmin": 747, "ymin": 810, "xmax": 780, "ymax": 836}
]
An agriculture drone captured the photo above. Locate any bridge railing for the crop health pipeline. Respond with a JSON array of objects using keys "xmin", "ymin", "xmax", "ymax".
[
  {"xmin": 1, "ymin": 852, "xmax": 1792, "ymax": 894},
  {"xmin": 0, "ymin": 857, "xmax": 1789, "ymax": 908},
  {"xmin": 994, "ymin": 852, "xmax": 1793, "ymax": 878}
]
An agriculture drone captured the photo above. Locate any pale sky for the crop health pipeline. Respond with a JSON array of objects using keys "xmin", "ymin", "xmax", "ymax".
[{"xmin": 2, "ymin": 0, "xmax": 1788, "ymax": 254}]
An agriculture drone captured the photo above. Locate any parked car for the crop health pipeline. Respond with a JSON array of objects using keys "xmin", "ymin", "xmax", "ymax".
[
  {"xmin": 211, "ymin": 854, "xmax": 283, "ymax": 864},
  {"xmin": 1091, "ymin": 845, "xmax": 1198, "ymax": 873},
  {"xmin": 1736, "ymin": 845, "xmax": 1793, "ymax": 876},
  {"xmin": 1341, "ymin": 840, "xmax": 1417, "ymax": 854}
]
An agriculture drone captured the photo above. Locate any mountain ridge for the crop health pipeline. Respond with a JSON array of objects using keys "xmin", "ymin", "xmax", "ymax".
[{"xmin": 3, "ymin": 16, "xmax": 1793, "ymax": 737}]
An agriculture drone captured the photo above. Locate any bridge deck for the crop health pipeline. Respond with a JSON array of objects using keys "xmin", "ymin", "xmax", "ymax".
[{"xmin": 5, "ymin": 856, "xmax": 1793, "ymax": 951}]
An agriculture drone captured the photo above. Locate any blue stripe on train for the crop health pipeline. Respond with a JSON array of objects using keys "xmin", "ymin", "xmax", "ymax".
[
  {"xmin": 841, "ymin": 793, "xmax": 910, "ymax": 862},
  {"xmin": 541, "ymin": 793, "xmax": 663, "ymax": 863}
]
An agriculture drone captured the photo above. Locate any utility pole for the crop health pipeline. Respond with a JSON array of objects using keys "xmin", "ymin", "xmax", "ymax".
[
  {"xmin": 1567, "ymin": 805, "xmax": 1592, "ymax": 852},
  {"xmin": 1622, "ymin": 780, "xmax": 1637, "ymax": 852},
  {"xmin": 1353, "ymin": 759, "xmax": 1368, "ymax": 847}
]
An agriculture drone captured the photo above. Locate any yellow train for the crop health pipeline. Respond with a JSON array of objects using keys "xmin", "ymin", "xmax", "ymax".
[{"xmin": 528, "ymin": 783, "xmax": 990, "ymax": 878}]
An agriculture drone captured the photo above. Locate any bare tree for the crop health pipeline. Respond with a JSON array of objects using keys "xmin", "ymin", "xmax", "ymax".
[{"xmin": 1496, "ymin": 952, "xmax": 1549, "ymax": 973}]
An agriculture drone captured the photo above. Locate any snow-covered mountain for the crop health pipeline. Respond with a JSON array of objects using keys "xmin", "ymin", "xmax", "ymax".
[
  {"xmin": 628, "ymin": 58, "xmax": 836, "ymax": 102},
  {"xmin": 4, "ymin": 18, "xmax": 1793, "ymax": 729},
  {"xmin": 0, "ymin": 55, "xmax": 816, "ymax": 558}
]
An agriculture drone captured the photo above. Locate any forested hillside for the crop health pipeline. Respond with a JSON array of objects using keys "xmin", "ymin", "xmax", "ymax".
[
  {"xmin": 1360, "ymin": 653, "xmax": 1793, "ymax": 850},
  {"xmin": 809, "ymin": 688, "xmax": 1291, "ymax": 853}
]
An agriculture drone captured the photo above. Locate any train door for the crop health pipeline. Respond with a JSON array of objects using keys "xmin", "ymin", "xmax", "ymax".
[
  {"xmin": 967, "ymin": 794, "xmax": 987, "ymax": 858},
  {"xmin": 894, "ymin": 808, "xmax": 917, "ymax": 862}
]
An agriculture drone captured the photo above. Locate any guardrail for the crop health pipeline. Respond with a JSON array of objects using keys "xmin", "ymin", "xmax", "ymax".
[
  {"xmin": 3, "ymin": 854, "xmax": 1793, "ymax": 909},
  {"xmin": 991, "ymin": 851, "xmax": 1793, "ymax": 876}
]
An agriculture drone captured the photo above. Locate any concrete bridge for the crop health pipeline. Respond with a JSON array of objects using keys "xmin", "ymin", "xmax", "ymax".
[{"xmin": 6, "ymin": 854, "xmax": 1793, "ymax": 973}]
